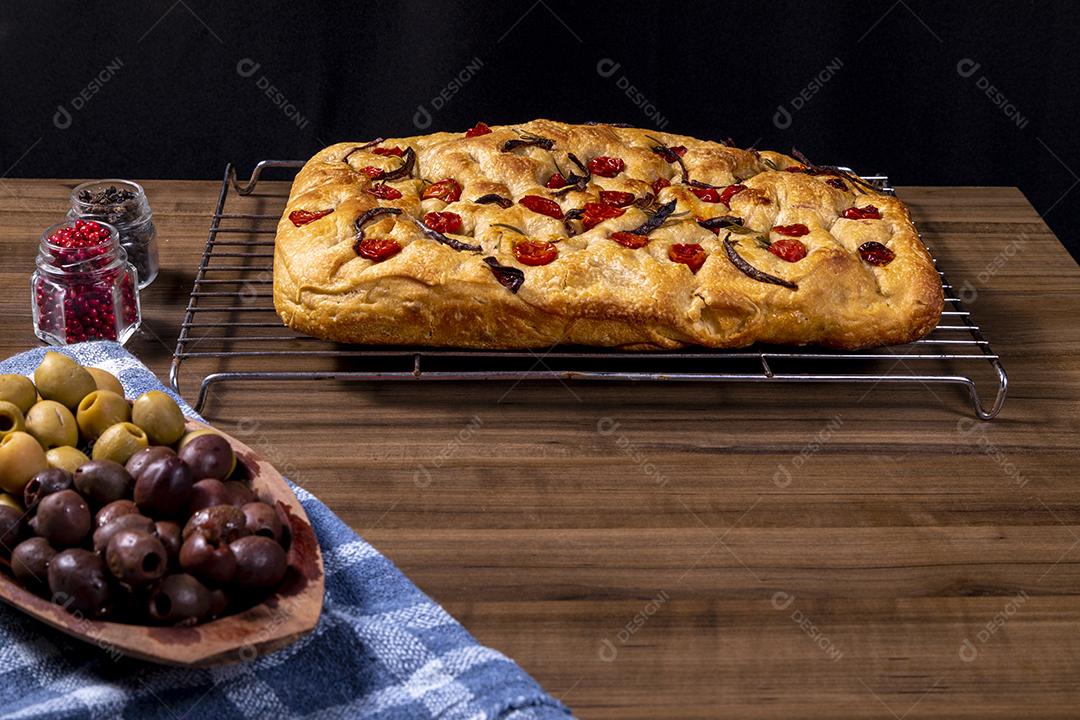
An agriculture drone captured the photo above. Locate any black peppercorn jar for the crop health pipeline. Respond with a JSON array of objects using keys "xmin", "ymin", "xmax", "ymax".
[{"xmin": 67, "ymin": 180, "xmax": 158, "ymax": 288}]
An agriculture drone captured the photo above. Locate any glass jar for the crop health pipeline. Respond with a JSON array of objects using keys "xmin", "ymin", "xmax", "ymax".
[
  {"xmin": 67, "ymin": 179, "xmax": 158, "ymax": 288},
  {"xmin": 31, "ymin": 219, "xmax": 142, "ymax": 346}
]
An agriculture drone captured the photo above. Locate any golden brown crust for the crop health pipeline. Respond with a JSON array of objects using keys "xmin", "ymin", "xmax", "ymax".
[{"xmin": 274, "ymin": 120, "xmax": 943, "ymax": 350}]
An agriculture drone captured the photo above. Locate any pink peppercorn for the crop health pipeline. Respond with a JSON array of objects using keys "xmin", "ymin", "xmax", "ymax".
[{"xmin": 32, "ymin": 219, "xmax": 141, "ymax": 345}]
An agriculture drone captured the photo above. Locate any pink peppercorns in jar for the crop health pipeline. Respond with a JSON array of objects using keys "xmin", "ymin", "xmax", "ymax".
[{"xmin": 31, "ymin": 219, "xmax": 141, "ymax": 345}]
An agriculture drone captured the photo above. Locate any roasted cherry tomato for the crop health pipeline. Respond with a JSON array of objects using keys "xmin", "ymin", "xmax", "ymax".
[
  {"xmin": 768, "ymin": 238, "xmax": 808, "ymax": 262},
  {"xmin": 610, "ymin": 231, "xmax": 649, "ymax": 249},
  {"xmin": 360, "ymin": 166, "xmax": 386, "ymax": 179},
  {"xmin": 465, "ymin": 122, "xmax": 492, "ymax": 138},
  {"xmin": 842, "ymin": 205, "xmax": 882, "ymax": 220},
  {"xmin": 691, "ymin": 186, "xmax": 722, "ymax": 203},
  {"xmin": 371, "ymin": 146, "xmax": 404, "ymax": 157},
  {"xmin": 717, "ymin": 184, "xmax": 747, "ymax": 206},
  {"xmin": 422, "ymin": 178, "xmax": 462, "ymax": 203},
  {"xmin": 668, "ymin": 243, "xmax": 708, "ymax": 273},
  {"xmin": 671, "ymin": 145, "xmax": 687, "ymax": 157},
  {"xmin": 288, "ymin": 209, "xmax": 333, "ymax": 227},
  {"xmin": 423, "ymin": 211, "xmax": 463, "ymax": 234},
  {"xmin": 512, "ymin": 240, "xmax": 558, "ymax": 266},
  {"xmin": 519, "ymin": 195, "xmax": 564, "ymax": 219},
  {"xmin": 772, "ymin": 223, "xmax": 810, "ymax": 237},
  {"xmin": 858, "ymin": 241, "xmax": 895, "ymax": 266},
  {"xmin": 581, "ymin": 202, "xmax": 625, "ymax": 230},
  {"xmin": 546, "ymin": 173, "xmax": 566, "ymax": 189},
  {"xmin": 588, "ymin": 155, "xmax": 625, "ymax": 178},
  {"xmin": 599, "ymin": 190, "xmax": 635, "ymax": 207},
  {"xmin": 367, "ymin": 184, "xmax": 402, "ymax": 200},
  {"xmin": 652, "ymin": 177, "xmax": 671, "ymax": 194},
  {"xmin": 356, "ymin": 237, "xmax": 402, "ymax": 262}
]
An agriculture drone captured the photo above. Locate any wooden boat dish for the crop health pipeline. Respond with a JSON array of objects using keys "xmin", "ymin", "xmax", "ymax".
[{"xmin": 0, "ymin": 420, "xmax": 324, "ymax": 667}]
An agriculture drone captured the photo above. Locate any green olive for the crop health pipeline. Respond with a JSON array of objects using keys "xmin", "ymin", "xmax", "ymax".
[
  {"xmin": 46, "ymin": 446, "xmax": 90, "ymax": 474},
  {"xmin": 33, "ymin": 351, "xmax": 96, "ymax": 410},
  {"xmin": 0, "ymin": 401, "xmax": 26, "ymax": 440},
  {"xmin": 0, "ymin": 431, "xmax": 49, "ymax": 494},
  {"xmin": 25, "ymin": 401, "xmax": 79, "ymax": 450},
  {"xmin": 76, "ymin": 390, "xmax": 131, "ymax": 441},
  {"xmin": 0, "ymin": 492, "xmax": 21, "ymax": 511},
  {"xmin": 86, "ymin": 367, "xmax": 125, "ymax": 397},
  {"xmin": 92, "ymin": 422, "xmax": 148, "ymax": 465},
  {"xmin": 0, "ymin": 374, "xmax": 36, "ymax": 414},
  {"xmin": 132, "ymin": 391, "xmax": 185, "ymax": 446}
]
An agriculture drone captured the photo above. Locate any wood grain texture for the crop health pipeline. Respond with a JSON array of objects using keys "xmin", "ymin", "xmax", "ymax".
[{"xmin": 1, "ymin": 178, "xmax": 1079, "ymax": 717}]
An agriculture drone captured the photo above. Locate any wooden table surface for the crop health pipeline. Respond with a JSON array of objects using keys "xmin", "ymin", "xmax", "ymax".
[{"xmin": 2, "ymin": 179, "xmax": 1079, "ymax": 718}]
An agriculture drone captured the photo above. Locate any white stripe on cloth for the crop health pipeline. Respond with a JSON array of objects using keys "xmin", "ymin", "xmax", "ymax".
[
  {"xmin": 321, "ymin": 539, "xmax": 380, "ymax": 576},
  {"xmin": 218, "ymin": 672, "xmax": 291, "ymax": 719},
  {"xmin": 362, "ymin": 602, "xmax": 457, "ymax": 632},
  {"xmin": 407, "ymin": 659, "xmax": 475, "ymax": 718},
  {"xmin": 295, "ymin": 644, "xmax": 516, "ymax": 720},
  {"xmin": 1, "ymin": 672, "xmax": 129, "ymax": 720},
  {"xmin": 434, "ymin": 645, "xmax": 513, "ymax": 677},
  {"xmin": 290, "ymin": 484, "xmax": 316, "ymax": 503},
  {"xmin": 330, "ymin": 604, "xmax": 474, "ymax": 716},
  {"xmin": 406, "ymin": 660, "xmax": 481, "ymax": 720},
  {"xmin": 3, "ymin": 633, "xmax": 61, "ymax": 682},
  {"xmin": 296, "ymin": 682, "xmax": 417, "ymax": 720}
]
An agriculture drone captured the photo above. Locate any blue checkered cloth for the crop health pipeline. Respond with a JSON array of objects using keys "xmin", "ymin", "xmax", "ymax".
[{"xmin": 0, "ymin": 342, "xmax": 573, "ymax": 720}]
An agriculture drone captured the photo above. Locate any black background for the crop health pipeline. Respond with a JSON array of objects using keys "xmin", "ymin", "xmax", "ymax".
[{"xmin": 2, "ymin": 1, "xmax": 1077, "ymax": 257}]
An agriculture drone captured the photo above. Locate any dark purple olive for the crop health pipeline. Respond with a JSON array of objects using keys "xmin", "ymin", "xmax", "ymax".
[
  {"xmin": 230, "ymin": 535, "xmax": 286, "ymax": 589},
  {"xmin": 0, "ymin": 504, "xmax": 26, "ymax": 552},
  {"xmin": 23, "ymin": 468, "xmax": 73, "ymax": 511},
  {"xmin": 48, "ymin": 548, "xmax": 112, "ymax": 618},
  {"xmin": 31, "ymin": 490, "xmax": 90, "ymax": 548},
  {"xmin": 95, "ymin": 499, "xmax": 138, "ymax": 529},
  {"xmin": 207, "ymin": 587, "xmax": 229, "ymax": 619},
  {"xmin": 242, "ymin": 502, "xmax": 283, "ymax": 543},
  {"xmin": 107, "ymin": 581, "xmax": 146, "ymax": 623},
  {"xmin": 155, "ymin": 520, "xmax": 182, "ymax": 568},
  {"xmin": 125, "ymin": 445, "xmax": 175, "ymax": 480},
  {"xmin": 222, "ymin": 480, "xmax": 255, "ymax": 507},
  {"xmin": 188, "ymin": 478, "xmax": 229, "ymax": 513},
  {"xmin": 177, "ymin": 433, "xmax": 234, "ymax": 481},
  {"xmin": 147, "ymin": 573, "xmax": 209, "ymax": 625},
  {"xmin": 92, "ymin": 512, "xmax": 155, "ymax": 554},
  {"xmin": 74, "ymin": 460, "xmax": 133, "ymax": 507},
  {"xmin": 182, "ymin": 505, "xmax": 248, "ymax": 544},
  {"xmin": 106, "ymin": 529, "xmax": 168, "ymax": 586},
  {"xmin": 133, "ymin": 455, "xmax": 192, "ymax": 518},
  {"xmin": 11, "ymin": 537, "xmax": 54, "ymax": 587},
  {"xmin": 179, "ymin": 532, "xmax": 236, "ymax": 586}
]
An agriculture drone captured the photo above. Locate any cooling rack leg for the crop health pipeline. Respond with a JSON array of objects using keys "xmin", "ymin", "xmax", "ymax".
[
  {"xmin": 168, "ymin": 357, "xmax": 182, "ymax": 398},
  {"xmin": 969, "ymin": 360, "xmax": 1009, "ymax": 421},
  {"xmin": 193, "ymin": 377, "xmax": 217, "ymax": 415}
]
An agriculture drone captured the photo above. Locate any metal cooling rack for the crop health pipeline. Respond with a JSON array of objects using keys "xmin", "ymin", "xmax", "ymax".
[{"xmin": 169, "ymin": 161, "xmax": 1008, "ymax": 419}]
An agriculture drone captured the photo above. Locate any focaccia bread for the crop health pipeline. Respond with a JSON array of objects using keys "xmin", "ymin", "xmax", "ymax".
[{"xmin": 274, "ymin": 120, "xmax": 942, "ymax": 350}]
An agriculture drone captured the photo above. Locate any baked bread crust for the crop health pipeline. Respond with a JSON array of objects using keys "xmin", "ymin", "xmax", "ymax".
[{"xmin": 273, "ymin": 120, "xmax": 942, "ymax": 350}]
